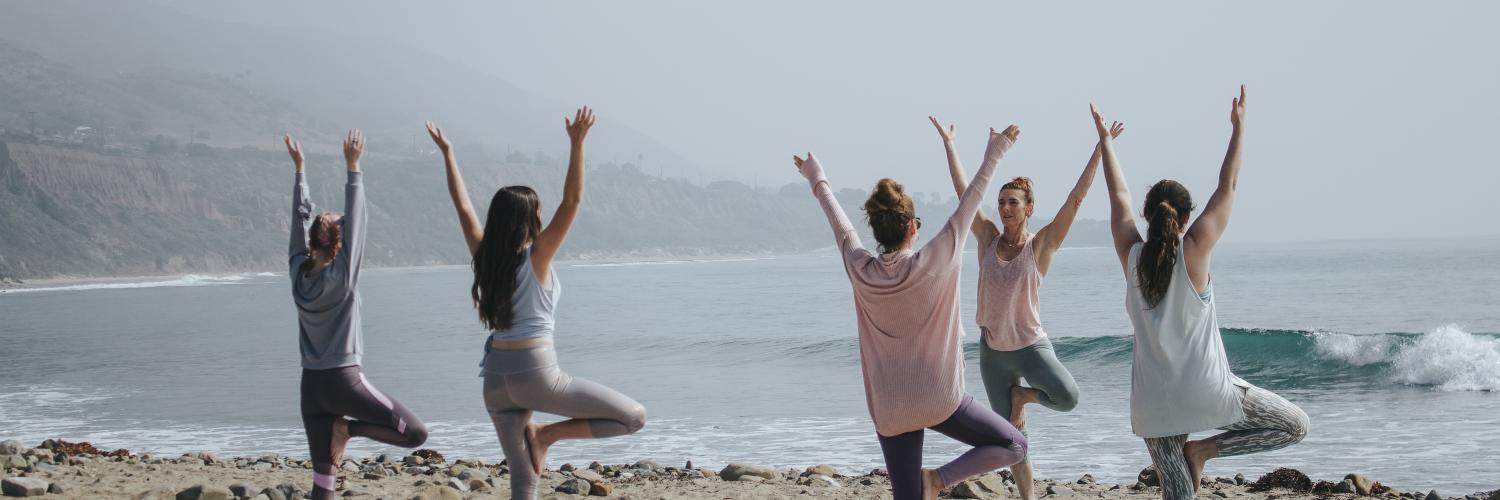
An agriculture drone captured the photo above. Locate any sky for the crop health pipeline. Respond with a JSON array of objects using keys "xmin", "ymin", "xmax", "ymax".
[{"xmin": 6, "ymin": 1, "xmax": 1499, "ymax": 242}]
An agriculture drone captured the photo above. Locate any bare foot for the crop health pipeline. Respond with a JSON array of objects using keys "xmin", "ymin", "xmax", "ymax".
[
  {"xmin": 1009, "ymin": 385, "xmax": 1039, "ymax": 429},
  {"xmin": 525, "ymin": 423, "xmax": 549, "ymax": 475},
  {"xmin": 329, "ymin": 418, "xmax": 350, "ymax": 467},
  {"xmin": 920, "ymin": 468, "xmax": 943, "ymax": 500},
  {"xmin": 1183, "ymin": 439, "xmax": 1214, "ymax": 493}
]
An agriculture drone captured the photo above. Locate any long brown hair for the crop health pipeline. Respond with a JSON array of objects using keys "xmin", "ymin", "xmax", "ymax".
[
  {"xmin": 863, "ymin": 178, "xmax": 916, "ymax": 253},
  {"xmin": 472, "ymin": 186, "xmax": 543, "ymax": 330},
  {"xmin": 303, "ymin": 212, "xmax": 343, "ymax": 271},
  {"xmin": 1137, "ymin": 180, "xmax": 1194, "ymax": 309}
]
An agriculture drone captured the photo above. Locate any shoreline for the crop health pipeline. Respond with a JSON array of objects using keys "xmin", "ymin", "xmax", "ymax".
[
  {"xmin": 0, "ymin": 252, "xmax": 793, "ymax": 292},
  {"xmin": 0, "ymin": 439, "xmax": 1492, "ymax": 500}
]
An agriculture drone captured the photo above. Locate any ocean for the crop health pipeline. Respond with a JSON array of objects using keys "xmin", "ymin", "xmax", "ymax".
[{"xmin": 1, "ymin": 237, "xmax": 1496, "ymax": 492}]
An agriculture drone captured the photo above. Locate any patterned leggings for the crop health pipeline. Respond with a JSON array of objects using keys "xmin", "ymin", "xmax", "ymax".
[{"xmin": 1142, "ymin": 385, "xmax": 1309, "ymax": 500}]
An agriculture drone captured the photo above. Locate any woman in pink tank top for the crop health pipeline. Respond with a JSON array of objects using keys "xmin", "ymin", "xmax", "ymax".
[{"xmin": 929, "ymin": 116, "xmax": 1124, "ymax": 500}]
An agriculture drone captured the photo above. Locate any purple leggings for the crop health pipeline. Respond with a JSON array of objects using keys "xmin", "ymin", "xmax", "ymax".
[
  {"xmin": 301, "ymin": 367, "xmax": 428, "ymax": 500},
  {"xmin": 877, "ymin": 395, "xmax": 1027, "ymax": 500}
]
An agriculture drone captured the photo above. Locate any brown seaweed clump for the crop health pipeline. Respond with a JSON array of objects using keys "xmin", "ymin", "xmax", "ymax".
[
  {"xmin": 1248, "ymin": 467, "xmax": 1314, "ymax": 492},
  {"xmin": 412, "ymin": 449, "xmax": 446, "ymax": 463}
]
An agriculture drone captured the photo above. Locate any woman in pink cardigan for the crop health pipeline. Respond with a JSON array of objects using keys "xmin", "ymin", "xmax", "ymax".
[{"xmin": 792, "ymin": 125, "xmax": 1027, "ymax": 500}]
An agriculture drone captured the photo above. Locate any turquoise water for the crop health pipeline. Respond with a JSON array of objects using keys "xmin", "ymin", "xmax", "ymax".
[{"xmin": 0, "ymin": 237, "xmax": 1496, "ymax": 492}]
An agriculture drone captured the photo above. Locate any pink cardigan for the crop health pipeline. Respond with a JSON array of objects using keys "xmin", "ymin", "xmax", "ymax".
[{"xmin": 798, "ymin": 134, "xmax": 1013, "ymax": 436}]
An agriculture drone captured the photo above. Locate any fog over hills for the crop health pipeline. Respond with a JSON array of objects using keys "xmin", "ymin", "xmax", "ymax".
[{"xmin": 0, "ymin": 2, "xmax": 1115, "ymax": 281}]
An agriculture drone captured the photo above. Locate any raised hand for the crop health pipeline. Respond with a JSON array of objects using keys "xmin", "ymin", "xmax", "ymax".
[
  {"xmin": 929, "ymin": 116, "xmax": 957, "ymax": 143},
  {"xmin": 1090, "ymin": 104, "xmax": 1112, "ymax": 140},
  {"xmin": 793, "ymin": 152, "xmax": 821, "ymax": 181},
  {"xmin": 1230, "ymin": 84, "xmax": 1247, "ymax": 128},
  {"xmin": 284, "ymin": 133, "xmax": 304, "ymax": 173},
  {"xmin": 565, "ymin": 106, "xmax": 595, "ymax": 144},
  {"xmin": 425, "ymin": 121, "xmax": 452, "ymax": 154},
  {"xmin": 343, "ymin": 129, "xmax": 364, "ymax": 171}
]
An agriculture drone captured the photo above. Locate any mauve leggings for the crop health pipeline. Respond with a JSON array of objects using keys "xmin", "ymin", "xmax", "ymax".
[
  {"xmin": 482, "ymin": 347, "xmax": 647, "ymax": 500},
  {"xmin": 877, "ymin": 394, "xmax": 1028, "ymax": 500},
  {"xmin": 301, "ymin": 366, "xmax": 428, "ymax": 500}
]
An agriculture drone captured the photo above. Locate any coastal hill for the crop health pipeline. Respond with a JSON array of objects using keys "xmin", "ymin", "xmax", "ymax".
[{"xmin": 0, "ymin": 40, "xmax": 1110, "ymax": 281}]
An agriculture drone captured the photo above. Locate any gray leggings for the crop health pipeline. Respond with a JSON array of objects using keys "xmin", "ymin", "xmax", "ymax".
[
  {"xmin": 482, "ymin": 347, "xmax": 647, "ymax": 500},
  {"xmin": 1142, "ymin": 385, "xmax": 1310, "ymax": 500},
  {"xmin": 979, "ymin": 336, "xmax": 1080, "ymax": 463}
]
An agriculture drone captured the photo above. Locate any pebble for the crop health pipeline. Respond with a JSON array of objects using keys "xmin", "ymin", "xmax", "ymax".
[
  {"xmin": 719, "ymin": 463, "xmax": 781, "ymax": 481},
  {"xmin": 0, "ymin": 442, "xmax": 20, "ymax": 456},
  {"xmin": 1, "ymin": 477, "xmax": 49, "ymax": 497},
  {"xmin": 176, "ymin": 484, "xmax": 234, "ymax": 500},
  {"xmin": 228, "ymin": 483, "xmax": 258, "ymax": 497},
  {"xmin": 1048, "ymin": 484, "xmax": 1076, "ymax": 496},
  {"xmin": 803, "ymin": 464, "xmax": 839, "ymax": 478},
  {"xmin": 556, "ymin": 477, "xmax": 589, "ymax": 494},
  {"xmin": 571, "ymin": 469, "xmax": 604, "ymax": 483}
]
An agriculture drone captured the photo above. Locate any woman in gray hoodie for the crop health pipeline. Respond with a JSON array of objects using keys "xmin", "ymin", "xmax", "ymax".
[{"xmin": 286, "ymin": 131, "xmax": 428, "ymax": 500}]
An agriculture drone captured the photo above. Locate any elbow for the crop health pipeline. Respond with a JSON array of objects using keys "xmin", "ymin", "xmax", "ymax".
[{"xmin": 559, "ymin": 196, "xmax": 583, "ymax": 209}]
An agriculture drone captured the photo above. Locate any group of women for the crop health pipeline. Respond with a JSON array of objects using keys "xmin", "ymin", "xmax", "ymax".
[{"xmin": 284, "ymin": 86, "xmax": 1308, "ymax": 500}]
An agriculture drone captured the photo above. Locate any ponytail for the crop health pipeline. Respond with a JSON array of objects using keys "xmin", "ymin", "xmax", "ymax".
[{"xmin": 1137, "ymin": 181, "xmax": 1194, "ymax": 309}]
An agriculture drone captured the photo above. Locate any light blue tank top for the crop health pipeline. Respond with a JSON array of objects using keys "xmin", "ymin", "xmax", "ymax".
[{"xmin": 489, "ymin": 248, "xmax": 559, "ymax": 341}]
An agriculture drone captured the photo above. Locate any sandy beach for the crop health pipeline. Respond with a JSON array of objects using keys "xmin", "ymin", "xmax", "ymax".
[{"xmin": 1, "ymin": 439, "xmax": 1492, "ymax": 500}]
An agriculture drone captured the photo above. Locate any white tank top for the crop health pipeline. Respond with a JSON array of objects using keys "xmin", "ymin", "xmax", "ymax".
[{"xmin": 1125, "ymin": 241, "xmax": 1247, "ymax": 438}]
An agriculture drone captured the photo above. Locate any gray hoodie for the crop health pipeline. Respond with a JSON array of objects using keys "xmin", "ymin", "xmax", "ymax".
[{"xmin": 289, "ymin": 171, "xmax": 366, "ymax": 369}]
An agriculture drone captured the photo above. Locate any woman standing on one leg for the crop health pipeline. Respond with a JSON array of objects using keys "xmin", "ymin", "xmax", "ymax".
[
  {"xmin": 1093, "ymin": 86, "xmax": 1309, "ymax": 500},
  {"xmin": 286, "ymin": 131, "xmax": 429, "ymax": 500},
  {"xmin": 426, "ymin": 108, "xmax": 646, "ymax": 500},
  {"xmin": 792, "ymin": 125, "xmax": 1028, "ymax": 500},
  {"xmin": 928, "ymin": 116, "xmax": 1123, "ymax": 500}
]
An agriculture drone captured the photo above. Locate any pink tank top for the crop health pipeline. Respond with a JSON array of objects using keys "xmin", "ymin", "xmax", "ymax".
[{"xmin": 977, "ymin": 235, "xmax": 1046, "ymax": 351}]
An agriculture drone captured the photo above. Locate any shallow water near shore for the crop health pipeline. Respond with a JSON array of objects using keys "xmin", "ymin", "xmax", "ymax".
[{"xmin": 1, "ymin": 237, "xmax": 1497, "ymax": 492}]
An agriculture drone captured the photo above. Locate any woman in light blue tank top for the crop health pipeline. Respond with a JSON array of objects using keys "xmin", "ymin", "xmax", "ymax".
[
  {"xmin": 1093, "ymin": 88, "xmax": 1308, "ymax": 500},
  {"xmin": 426, "ymin": 109, "xmax": 646, "ymax": 500}
]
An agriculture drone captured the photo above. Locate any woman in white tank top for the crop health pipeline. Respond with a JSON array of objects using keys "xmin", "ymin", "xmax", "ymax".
[
  {"xmin": 1092, "ymin": 87, "xmax": 1308, "ymax": 500},
  {"xmin": 928, "ymin": 116, "xmax": 1123, "ymax": 500}
]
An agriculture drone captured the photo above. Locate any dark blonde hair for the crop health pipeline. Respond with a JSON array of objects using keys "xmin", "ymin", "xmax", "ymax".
[
  {"xmin": 863, "ymin": 178, "xmax": 916, "ymax": 253},
  {"xmin": 1137, "ymin": 180, "xmax": 1195, "ymax": 309},
  {"xmin": 305, "ymin": 213, "xmax": 343, "ymax": 270},
  {"xmin": 1000, "ymin": 176, "xmax": 1035, "ymax": 204}
]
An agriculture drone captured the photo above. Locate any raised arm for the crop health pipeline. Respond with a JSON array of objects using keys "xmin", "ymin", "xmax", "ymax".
[
  {"xmin": 286, "ymin": 134, "xmax": 312, "ymax": 265},
  {"xmin": 929, "ymin": 116, "xmax": 999, "ymax": 249},
  {"xmin": 919, "ymin": 126, "xmax": 1018, "ymax": 263},
  {"xmin": 339, "ymin": 129, "xmax": 368, "ymax": 279},
  {"xmin": 426, "ymin": 122, "xmax": 483, "ymax": 256},
  {"xmin": 794, "ymin": 153, "xmax": 864, "ymax": 256},
  {"xmin": 1034, "ymin": 121, "xmax": 1124, "ymax": 271},
  {"xmin": 1092, "ymin": 104, "xmax": 1141, "ymax": 271},
  {"xmin": 530, "ymin": 106, "xmax": 592, "ymax": 274},
  {"xmin": 1184, "ymin": 85, "xmax": 1246, "ymax": 260}
]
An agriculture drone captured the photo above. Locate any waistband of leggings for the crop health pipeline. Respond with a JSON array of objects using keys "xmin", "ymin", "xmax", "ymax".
[{"xmin": 490, "ymin": 336, "xmax": 554, "ymax": 351}]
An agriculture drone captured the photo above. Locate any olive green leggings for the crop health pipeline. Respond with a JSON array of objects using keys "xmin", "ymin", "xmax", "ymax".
[{"xmin": 978, "ymin": 335, "xmax": 1080, "ymax": 463}]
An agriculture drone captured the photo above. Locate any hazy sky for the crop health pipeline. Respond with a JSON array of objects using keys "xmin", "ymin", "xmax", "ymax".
[{"xmin": 13, "ymin": 1, "xmax": 1500, "ymax": 242}]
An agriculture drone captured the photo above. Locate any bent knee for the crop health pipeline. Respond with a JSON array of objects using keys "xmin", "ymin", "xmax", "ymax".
[
  {"xmin": 1049, "ymin": 387, "xmax": 1080, "ymax": 412},
  {"xmin": 403, "ymin": 421, "xmax": 430, "ymax": 448},
  {"xmin": 1009, "ymin": 434, "xmax": 1029, "ymax": 456},
  {"xmin": 623, "ymin": 405, "xmax": 647, "ymax": 434},
  {"xmin": 1286, "ymin": 407, "xmax": 1310, "ymax": 443}
]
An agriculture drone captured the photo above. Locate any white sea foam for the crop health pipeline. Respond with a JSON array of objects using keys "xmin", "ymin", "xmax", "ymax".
[
  {"xmin": 1313, "ymin": 325, "xmax": 1500, "ymax": 391},
  {"xmin": 3, "ymin": 272, "xmax": 275, "ymax": 294},
  {"xmin": 1390, "ymin": 324, "xmax": 1500, "ymax": 392},
  {"xmin": 1313, "ymin": 331, "xmax": 1398, "ymax": 366}
]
